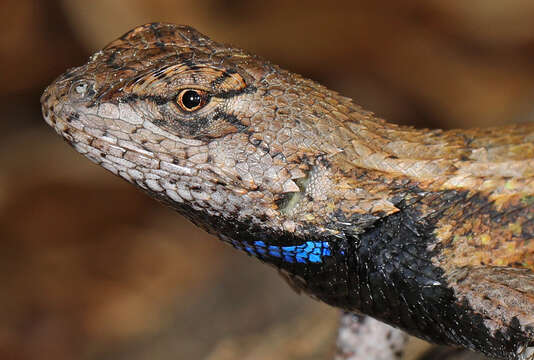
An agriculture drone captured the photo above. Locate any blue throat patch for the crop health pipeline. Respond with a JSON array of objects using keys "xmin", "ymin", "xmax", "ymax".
[{"xmin": 229, "ymin": 239, "xmax": 333, "ymax": 264}]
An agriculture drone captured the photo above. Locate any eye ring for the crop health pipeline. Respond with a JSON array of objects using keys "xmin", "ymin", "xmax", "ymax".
[{"xmin": 176, "ymin": 89, "xmax": 208, "ymax": 112}]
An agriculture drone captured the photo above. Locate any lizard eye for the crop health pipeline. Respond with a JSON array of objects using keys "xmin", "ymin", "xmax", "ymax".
[{"xmin": 176, "ymin": 89, "xmax": 208, "ymax": 112}]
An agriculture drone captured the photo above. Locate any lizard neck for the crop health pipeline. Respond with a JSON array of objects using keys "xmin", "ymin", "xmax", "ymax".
[{"xmin": 162, "ymin": 184, "xmax": 531, "ymax": 359}]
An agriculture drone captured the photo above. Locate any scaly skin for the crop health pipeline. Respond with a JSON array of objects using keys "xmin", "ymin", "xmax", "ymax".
[{"xmin": 41, "ymin": 23, "xmax": 534, "ymax": 359}]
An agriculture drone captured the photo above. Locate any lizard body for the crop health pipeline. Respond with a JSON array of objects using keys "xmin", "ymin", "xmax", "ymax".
[{"xmin": 41, "ymin": 23, "xmax": 534, "ymax": 359}]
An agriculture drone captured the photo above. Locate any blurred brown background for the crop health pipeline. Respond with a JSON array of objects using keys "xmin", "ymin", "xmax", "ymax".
[{"xmin": 1, "ymin": 1, "xmax": 534, "ymax": 359}]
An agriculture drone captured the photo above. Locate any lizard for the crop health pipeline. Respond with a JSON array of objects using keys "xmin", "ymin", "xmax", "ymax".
[{"xmin": 40, "ymin": 23, "xmax": 534, "ymax": 359}]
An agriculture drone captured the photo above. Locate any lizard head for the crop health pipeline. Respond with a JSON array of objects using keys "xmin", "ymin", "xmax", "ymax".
[{"xmin": 40, "ymin": 22, "xmax": 349, "ymax": 237}]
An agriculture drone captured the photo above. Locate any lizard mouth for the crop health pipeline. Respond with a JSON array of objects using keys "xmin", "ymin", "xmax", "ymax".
[
  {"xmin": 41, "ymin": 83, "xmax": 65, "ymax": 130},
  {"xmin": 41, "ymin": 83, "xmax": 83, "ymax": 147},
  {"xmin": 41, "ymin": 81, "xmax": 149, "ymax": 174}
]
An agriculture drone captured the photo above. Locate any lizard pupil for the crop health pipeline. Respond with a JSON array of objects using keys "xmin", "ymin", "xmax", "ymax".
[{"xmin": 181, "ymin": 90, "xmax": 202, "ymax": 110}]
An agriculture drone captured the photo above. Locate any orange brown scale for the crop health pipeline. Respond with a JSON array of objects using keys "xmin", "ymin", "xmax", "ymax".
[{"xmin": 434, "ymin": 193, "xmax": 534, "ymax": 269}]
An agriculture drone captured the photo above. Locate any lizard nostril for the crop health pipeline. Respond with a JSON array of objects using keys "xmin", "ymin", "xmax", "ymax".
[
  {"xmin": 68, "ymin": 80, "xmax": 95, "ymax": 102},
  {"xmin": 75, "ymin": 82, "xmax": 88, "ymax": 95}
]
